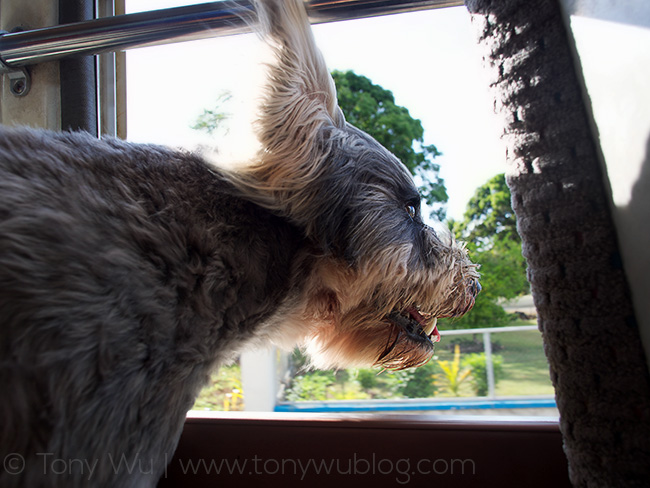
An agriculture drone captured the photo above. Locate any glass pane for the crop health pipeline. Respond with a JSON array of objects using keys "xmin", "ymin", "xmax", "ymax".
[{"xmin": 125, "ymin": 2, "xmax": 555, "ymax": 416}]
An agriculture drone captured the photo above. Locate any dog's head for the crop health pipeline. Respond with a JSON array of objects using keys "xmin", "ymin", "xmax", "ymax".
[
  {"xmin": 297, "ymin": 124, "xmax": 480, "ymax": 370},
  {"xmin": 228, "ymin": 0, "xmax": 480, "ymax": 370}
]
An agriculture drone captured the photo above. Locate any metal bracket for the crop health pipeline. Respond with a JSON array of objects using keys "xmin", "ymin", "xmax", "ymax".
[
  {"xmin": 0, "ymin": 31, "xmax": 31, "ymax": 97},
  {"xmin": 2, "ymin": 64, "xmax": 31, "ymax": 97}
]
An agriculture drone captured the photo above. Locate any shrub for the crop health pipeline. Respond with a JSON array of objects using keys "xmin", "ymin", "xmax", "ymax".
[
  {"xmin": 193, "ymin": 363, "xmax": 243, "ymax": 411},
  {"xmin": 284, "ymin": 371, "xmax": 336, "ymax": 401},
  {"xmin": 402, "ymin": 361, "xmax": 438, "ymax": 398},
  {"xmin": 462, "ymin": 353, "xmax": 504, "ymax": 396},
  {"xmin": 355, "ymin": 368, "xmax": 409, "ymax": 399}
]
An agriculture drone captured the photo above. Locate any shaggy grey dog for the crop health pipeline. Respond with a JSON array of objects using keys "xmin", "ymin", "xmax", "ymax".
[{"xmin": 0, "ymin": 1, "xmax": 479, "ymax": 486}]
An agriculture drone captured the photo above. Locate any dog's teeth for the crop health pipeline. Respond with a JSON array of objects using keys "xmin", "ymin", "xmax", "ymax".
[{"xmin": 423, "ymin": 317, "xmax": 438, "ymax": 336}]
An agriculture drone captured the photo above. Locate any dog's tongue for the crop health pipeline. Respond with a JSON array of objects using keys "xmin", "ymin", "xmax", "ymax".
[{"xmin": 406, "ymin": 306, "xmax": 441, "ymax": 343}]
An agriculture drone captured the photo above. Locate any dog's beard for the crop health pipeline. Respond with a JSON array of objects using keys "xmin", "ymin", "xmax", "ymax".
[
  {"xmin": 294, "ymin": 241, "xmax": 479, "ymax": 371},
  {"xmin": 303, "ymin": 306, "xmax": 436, "ymax": 371}
]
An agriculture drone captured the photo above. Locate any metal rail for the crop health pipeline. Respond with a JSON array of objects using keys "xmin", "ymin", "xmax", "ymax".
[{"xmin": 0, "ymin": 0, "xmax": 463, "ymax": 70}]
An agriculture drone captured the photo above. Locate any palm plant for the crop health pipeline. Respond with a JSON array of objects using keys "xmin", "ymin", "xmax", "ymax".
[{"xmin": 436, "ymin": 345, "xmax": 472, "ymax": 396}]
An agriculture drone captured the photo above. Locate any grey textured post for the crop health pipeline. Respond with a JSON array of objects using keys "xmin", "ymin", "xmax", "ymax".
[{"xmin": 465, "ymin": 0, "xmax": 650, "ymax": 486}]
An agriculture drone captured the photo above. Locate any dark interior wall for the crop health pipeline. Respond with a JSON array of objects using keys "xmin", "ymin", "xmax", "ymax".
[{"xmin": 159, "ymin": 416, "xmax": 570, "ymax": 487}]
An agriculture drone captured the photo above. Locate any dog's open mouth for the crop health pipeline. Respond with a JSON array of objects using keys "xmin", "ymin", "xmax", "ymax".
[
  {"xmin": 386, "ymin": 306, "xmax": 441, "ymax": 345},
  {"xmin": 374, "ymin": 306, "xmax": 439, "ymax": 369}
]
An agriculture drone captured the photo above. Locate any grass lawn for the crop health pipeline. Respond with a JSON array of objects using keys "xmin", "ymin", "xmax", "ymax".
[
  {"xmin": 434, "ymin": 328, "xmax": 554, "ymax": 397},
  {"xmin": 494, "ymin": 330, "xmax": 554, "ymax": 396}
]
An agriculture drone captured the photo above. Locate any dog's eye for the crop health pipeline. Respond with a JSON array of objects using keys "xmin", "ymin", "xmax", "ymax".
[{"xmin": 406, "ymin": 205, "xmax": 417, "ymax": 219}]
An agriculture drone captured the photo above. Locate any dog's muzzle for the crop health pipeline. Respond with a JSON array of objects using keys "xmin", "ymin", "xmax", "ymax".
[
  {"xmin": 387, "ymin": 308, "xmax": 440, "ymax": 346},
  {"xmin": 386, "ymin": 277, "xmax": 481, "ymax": 349}
]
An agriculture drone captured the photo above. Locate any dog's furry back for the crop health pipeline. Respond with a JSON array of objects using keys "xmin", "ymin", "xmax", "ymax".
[{"xmin": 0, "ymin": 128, "xmax": 306, "ymax": 486}]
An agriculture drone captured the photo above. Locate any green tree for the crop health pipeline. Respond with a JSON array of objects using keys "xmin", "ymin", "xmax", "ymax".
[
  {"xmin": 447, "ymin": 173, "xmax": 529, "ymax": 328},
  {"xmin": 191, "ymin": 91, "xmax": 232, "ymax": 135},
  {"xmin": 453, "ymin": 173, "xmax": 519, "ymax": 249},
  {"xmin": 332, "ymin": 70, "xmax": 447, "ymax": 219}
]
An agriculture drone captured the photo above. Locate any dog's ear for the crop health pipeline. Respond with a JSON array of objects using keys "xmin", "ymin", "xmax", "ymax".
[
  {"xmin": 255, "ymin": 0, "xmax": 345, "ymax": 130},
  {"xmin": 224, "ymin": 0, "xmax": 350, "ymax": 245}
]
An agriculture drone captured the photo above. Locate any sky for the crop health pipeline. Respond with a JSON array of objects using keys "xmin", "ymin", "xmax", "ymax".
[{"xmin": 125, "ymin": 1, "xmax": 507, "ymax": 221}]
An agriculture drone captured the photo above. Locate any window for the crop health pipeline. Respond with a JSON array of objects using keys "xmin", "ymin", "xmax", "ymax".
[{"xmin": 125, "ymin": 1, "xmax": 555, "ymax": 418}]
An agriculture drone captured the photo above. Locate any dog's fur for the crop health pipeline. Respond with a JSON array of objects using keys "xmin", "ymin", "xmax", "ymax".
[{"xmin": 0, "ymin": 1, "xmax": 479, "ymax": 486}]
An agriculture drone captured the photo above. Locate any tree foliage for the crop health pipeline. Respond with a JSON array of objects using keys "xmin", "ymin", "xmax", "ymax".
[
  {"xmin": 454, "ymin": 172, "xmax": 519, "ymax": 249},
  {"xmin": 191, "ymin": 91, "xmax": 232, "ymax": 135},
  {"xmin": 446, "ymin": 173, "xmax": 529, "ymax": 328},
  {"xmin": 332, "ymin": 70, "xmax": 447, "ymax": 219}
]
